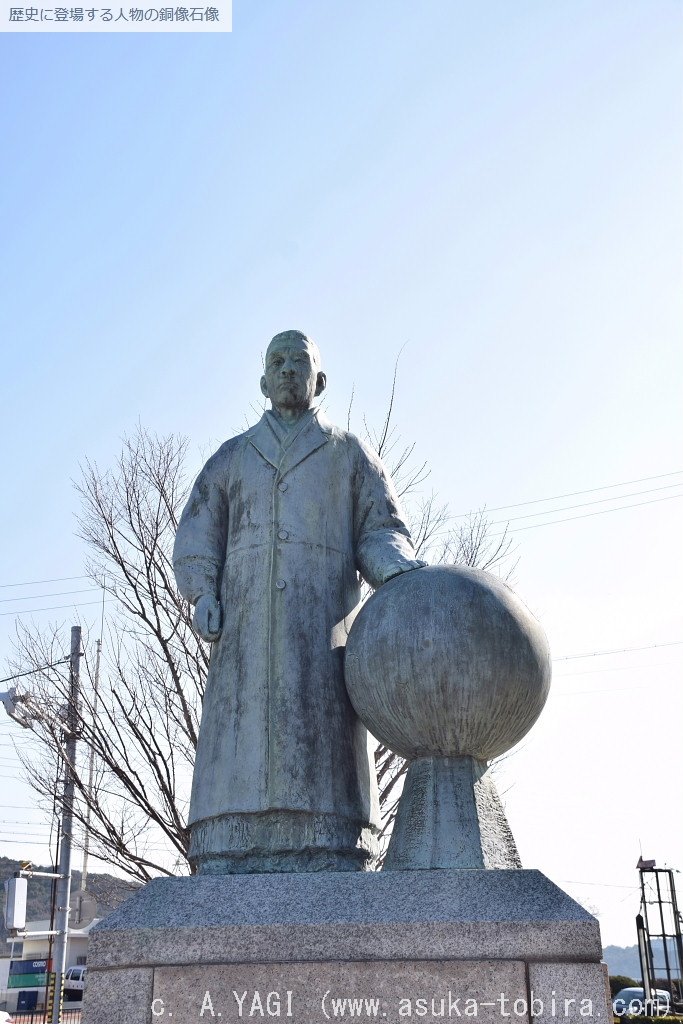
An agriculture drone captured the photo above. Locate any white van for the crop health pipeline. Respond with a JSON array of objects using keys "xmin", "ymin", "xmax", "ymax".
[{"xmin": 63, "ymin": 965, "xmax": 87, "ymax": 998}]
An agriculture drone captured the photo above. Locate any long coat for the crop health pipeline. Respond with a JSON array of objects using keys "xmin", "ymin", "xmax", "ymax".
[{"xmin": 173, "ymin": 408, "xmax": 417, "ymax": 864}]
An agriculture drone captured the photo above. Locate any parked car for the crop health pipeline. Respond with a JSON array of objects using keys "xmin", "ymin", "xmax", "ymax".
[
  {"xmin": 63, "ymin": 964, "xmax": 87, "ymax": 1000},
  {"xmin": 613, "ymin": 987, "xmax": 671, "ymax": 1017}
]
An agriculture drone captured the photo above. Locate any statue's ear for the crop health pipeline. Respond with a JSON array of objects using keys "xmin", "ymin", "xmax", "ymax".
[
  {"xmin": 315, "ymin": 371, "xmax": 327, "ymax": 397},
  {"xmin": 260, "ymin": 375, "xmax": 269, "ymax": 398}
]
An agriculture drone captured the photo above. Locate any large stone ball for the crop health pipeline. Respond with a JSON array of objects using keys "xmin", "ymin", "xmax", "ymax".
[{"xmin": 344, "ymin": 565, "xmax": 551, "ymax": 762}]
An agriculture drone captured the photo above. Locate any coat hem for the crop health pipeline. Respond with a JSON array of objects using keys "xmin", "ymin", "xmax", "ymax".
[{"xmin": 189, "ymin": 809, "xmax": 380, "ymax": 874}]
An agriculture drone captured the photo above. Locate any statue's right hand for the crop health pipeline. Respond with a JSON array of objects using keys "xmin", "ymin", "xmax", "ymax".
[{"xmin": 193, "ymin": 594, "xmax": 222, "ymax": 642}]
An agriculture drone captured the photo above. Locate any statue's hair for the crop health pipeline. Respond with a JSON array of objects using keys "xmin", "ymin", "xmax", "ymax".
[{"xmin": 267, "ymin": 330, "xmax": 321, "ymax": 368}]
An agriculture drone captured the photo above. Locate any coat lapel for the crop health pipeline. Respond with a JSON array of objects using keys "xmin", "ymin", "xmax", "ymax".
[
  {"xmin": 247, "ymin": 409, "xmax": 330, "ymax": 478},
  {"xmin": 246, "ymin": 414, "xmax": 281, "ymax": 470},
  {"xmin": 278, "ymin": 410, "xmax": 329, "ymax": 479}
]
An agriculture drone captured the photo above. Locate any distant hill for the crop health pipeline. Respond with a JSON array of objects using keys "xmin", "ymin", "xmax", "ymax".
[
  {"xmin": 604, "ymin": 944, "xmax": 642, "ymax": 978},
  {"xmin": 0, "ymin": 855, "xmax": 139, "ymax": 949},
  {"xmin": 603, "ymin": 940, "xmax": 681, "ymax": 981}
]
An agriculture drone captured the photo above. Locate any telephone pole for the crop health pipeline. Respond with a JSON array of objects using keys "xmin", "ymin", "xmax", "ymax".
[
  {"xmin": 50, "ymin": 625, "xmax": 80, "ymax": 1024},
  {"xmin": 79, "ymin": 635, "xmax": 100, "ymax": 895},
  {"xmin": 0, "ymin": 624, "xmax": 82, "ymax": 1023}
]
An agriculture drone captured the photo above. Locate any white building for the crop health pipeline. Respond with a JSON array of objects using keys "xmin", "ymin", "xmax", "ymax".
[{"xmin": 2, "ymin": 918, "xmax": 100, "ymax": 1014}]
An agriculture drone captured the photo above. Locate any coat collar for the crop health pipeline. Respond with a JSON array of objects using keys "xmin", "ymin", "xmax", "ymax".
[{"xmin": 246, "ymin": 407, "xmax": 330, "ymax": 478}]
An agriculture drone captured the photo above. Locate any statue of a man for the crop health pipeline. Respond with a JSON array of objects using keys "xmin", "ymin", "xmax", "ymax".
[{"xmin": 173, "ymin": 330, "xmax": 425, "ymax": 873}]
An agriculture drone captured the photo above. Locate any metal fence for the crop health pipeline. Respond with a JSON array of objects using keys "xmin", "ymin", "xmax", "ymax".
[{"xmin": 10, "ymin": 1012, "xmax": 81, "ymax": 1023}]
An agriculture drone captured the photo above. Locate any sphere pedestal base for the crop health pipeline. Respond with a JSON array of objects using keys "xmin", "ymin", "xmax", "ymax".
[{"xmin": 384, "ymin": 755, "xmax": 522, "ymax": 870}]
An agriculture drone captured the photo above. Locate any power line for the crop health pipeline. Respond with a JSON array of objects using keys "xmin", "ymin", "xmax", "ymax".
[
  {"xmin": 0, "ymin": 599, "xmax": 111, "ymax": 618},
  {"xmin": 554, "ymin": 685, "xmax": 660, "ymax": 696},
  {"xmin": 0, "ymin": 468, "xmax": 678, "ymax": 584},
  {"xmin": 0, "ymin": 575, "xmax": 90, "ymax": 590},
  {"xmin": 559, "ymin": 880, "xmax": 640, "ymax": 890},
  {"xmin": 0, "ymin": 472, "xmax": 679, "ymax": 593},
  {"xmin": 1, "ymin": 831, "xmax": 54, "ymax": 838},
  {"xmin": 554, "ymin": 640, "xmax": 683, "ymax": 662},
  {"xmin": 0, "ymin": 838, "xmax": 54, "ymax": 846},
  {"xmin": 490, "ymin": 492, "xmax": 683, "ymax": 535},
  {"xmin": 0, "ymin": 819, "xmax": 51, "ymax": 825},
  {"xmin": 554, "ymin": 661, "xmax": 679, "ymax": 678},
  {"xmin": 0, "ymin": 588, "xmax": 99, "ymax": 605},
  {"xmin": 0, "ymin": 804, "xmax": 46, "ymax": 809},
  {"xmin": 453, "ymin": 469, "xmax": 683, "ymax": 519},
  {"xmin": 0, "ymin": 657, "xmax": 70, "ymax": 685},
  {"xmin": 490, "ymin": 482, "xmax": 683, "ymax": 526},
  {"xmin": 0, "ymin": 828, "xmax": 54, "ymax": 836}
]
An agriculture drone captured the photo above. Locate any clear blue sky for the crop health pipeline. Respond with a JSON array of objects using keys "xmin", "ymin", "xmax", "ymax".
[{"xmin": 1, "ymin": 0, "xmax": 682, "ymax": 948}]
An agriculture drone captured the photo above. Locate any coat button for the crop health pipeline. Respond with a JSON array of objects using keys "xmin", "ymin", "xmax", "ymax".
[
  {"xmin": 277, "ymin": 529, "xmax": 288, "ymax": 541},
  {"xmin": 278, "ymin": 481, "xmax": 288, "ymax": 492},
  {"xmin": 275, "ymin": 579, "xmax": 286, "ymax": 590}
]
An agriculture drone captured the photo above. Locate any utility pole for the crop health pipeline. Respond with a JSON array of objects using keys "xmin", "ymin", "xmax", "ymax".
[
  {"xmin": 0, "ymin": 625, "xmax": 83, "ymax": 1024},
  {"xmin": 50, "ymin": 625, "xmax": 80, "ymax": 1024},
  {"xmin": 79, "ymin": 635, "xmax": 100, "ymax": 895}
]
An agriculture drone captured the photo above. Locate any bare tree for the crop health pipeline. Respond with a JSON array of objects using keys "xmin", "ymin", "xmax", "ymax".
[
  {"xmin": 10, "ymin": 429, "xmax": 205, "ymax": 881},
  {"xmin": 7, "ymin": 387, "xmax": 514, "ymax": 880}
]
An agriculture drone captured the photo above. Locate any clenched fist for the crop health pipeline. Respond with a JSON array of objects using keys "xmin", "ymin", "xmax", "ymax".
[{"xmin": 193, "ymin": 594, "xmax": 222, "ymax": 642}]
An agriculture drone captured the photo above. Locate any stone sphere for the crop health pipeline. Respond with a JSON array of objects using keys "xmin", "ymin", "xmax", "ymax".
[{"xmin": 344, "ymin": 565, "xmax": 551, "ymax": 762}]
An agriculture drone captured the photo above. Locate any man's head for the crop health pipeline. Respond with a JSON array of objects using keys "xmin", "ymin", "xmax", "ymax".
[{"xmin": 260, "ymin": 330, "xmax": 326, "ymax": 416}]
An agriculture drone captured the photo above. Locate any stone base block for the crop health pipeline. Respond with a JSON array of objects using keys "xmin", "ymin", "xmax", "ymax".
[{"xmin": 82, "ymin": 870, "xmax": 611, "ymax": 1024}]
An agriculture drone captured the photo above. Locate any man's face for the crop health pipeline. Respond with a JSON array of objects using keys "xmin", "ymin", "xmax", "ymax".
[{"xmin": 261, "ymin": 337, "xmax": 325, "ymax": 413}]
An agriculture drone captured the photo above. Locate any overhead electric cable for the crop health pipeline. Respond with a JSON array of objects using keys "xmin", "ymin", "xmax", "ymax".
[
  {"xmin": 0, "ymin": 838, "xmax": 54, "ymax": 846},
  {"xmin": 554, "ymin": 685, "xmax": 663, "ymax": 696},
  {"xmin": 0, "ymin": 657, "xmax": 70, "ymax": 684},
  {"xmin": 490, "ymin": 482, "xmax": 683, "ymax": 525},
  {"xmin": 452, "ymin": 469, "xmax": 683, "ymax": 519},
  {"xmin": 0, "ymin": 819, "xmax": 51, "ymax": 825},
  {"xmin": 0, "ymin": 588, "xmax": 99, "ymax": 605},
  {"xmin": 0, "ymin": 575, "xmax": 89, "ymax": 590},
  {"xmin": 0, "ymin": 599, "xmax": 111, "ymax": 617},
  {"xmin": 558, "ymin": 880, "xmax": 640, "ymax": 889},
  {"xmin": 0, "ymin": 826, "xmax": 54, "ymax": 835},
  {"xmin": 553, "ymin": 662, "xmax": 678, "ymax": 678},
  {"xmin": 489, "ymin": 492, "xmax": 683, "ymax": 535},
  {"xmin": 0, "ymin": 798, "xmax": 43, "ymax": 806},
  {"xmin": 0, "ymin": 473, "xmax": 680, "ymax": 588},
  {"xmin": 554, "ymin": 640, "xmax": 683, "ymax": 661}
]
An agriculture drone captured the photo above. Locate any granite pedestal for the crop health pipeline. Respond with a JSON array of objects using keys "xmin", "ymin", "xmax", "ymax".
[{"xmin": 82, "ymin": 870, "xmax": 611, "ymax": 1024}]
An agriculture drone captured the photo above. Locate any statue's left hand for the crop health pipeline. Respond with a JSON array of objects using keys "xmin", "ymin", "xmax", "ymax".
[{"xmin": 193, "ymin": 594, "xmax": 223, "ymax": 642}]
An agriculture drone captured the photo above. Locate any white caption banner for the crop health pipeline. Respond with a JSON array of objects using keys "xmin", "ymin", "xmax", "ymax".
[{"xmin": 1, "ymin": 0, "xmax": 230, "ymax": 30}]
